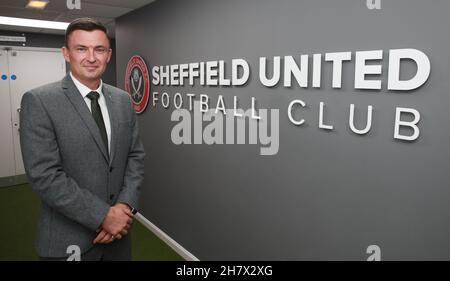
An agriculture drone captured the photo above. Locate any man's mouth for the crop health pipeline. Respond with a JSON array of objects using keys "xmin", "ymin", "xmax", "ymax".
[{"xmin": 84, "ymin": 66, "xmax": 99, "ymax": 70}]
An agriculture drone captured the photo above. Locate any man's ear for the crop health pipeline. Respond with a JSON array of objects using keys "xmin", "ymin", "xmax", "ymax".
[
  {"xmin": 106, "ymin": 48, "xmax": 112, "ymax": 63},
  {"xmin": 61, "ymin": 46, "xmax": 70, "ymax": 63}
]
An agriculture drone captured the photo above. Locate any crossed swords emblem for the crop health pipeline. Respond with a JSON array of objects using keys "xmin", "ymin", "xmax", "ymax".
[{"xmin": 130, "ymin": 68, "xmax": 143, "ymax": 101}]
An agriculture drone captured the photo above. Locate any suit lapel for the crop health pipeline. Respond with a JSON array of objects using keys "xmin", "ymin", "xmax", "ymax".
[
  {"xmin": 62, "ymin": 74, "xmax": 109, "ymax": 163},
  {"xmin": 103, "ymin": 85, "xmax": 118, "ymax": 166}
]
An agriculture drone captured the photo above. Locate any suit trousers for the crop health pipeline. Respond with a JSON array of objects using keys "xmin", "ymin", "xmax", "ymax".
[{"xmin": 39, "ymin": 234, "xmax": 131, "ymax": 261}]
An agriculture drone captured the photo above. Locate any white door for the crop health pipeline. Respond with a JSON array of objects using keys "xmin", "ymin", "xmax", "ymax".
[
  {"xmin": 0, "ymin": 46, "xmax": 66, "ymax": 179},
  {"xmin": 8, "ymin": 47, "xmax": 66, "ymax": 175},
  {"xmin": 0, "ymin": 49, "xmax": 15, "ymax": 178}
]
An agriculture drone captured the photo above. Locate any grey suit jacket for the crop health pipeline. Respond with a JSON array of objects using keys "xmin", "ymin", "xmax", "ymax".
[{"xmin": 20, "ymin": 74, "xmax": 145, "ymax": 258}]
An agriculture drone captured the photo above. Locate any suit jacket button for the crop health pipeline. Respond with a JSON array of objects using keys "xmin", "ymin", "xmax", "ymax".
[
  {"xmin": 110, "ymin": 194, "xmax": 114, "ymax": 200},
  {"xmin": 109, "ymin": 167, "xmax": 113, "ymax": 172}
]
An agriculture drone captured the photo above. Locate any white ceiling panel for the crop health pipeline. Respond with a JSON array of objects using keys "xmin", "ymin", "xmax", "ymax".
[
  {"xmin": 0, "ymin": 6, "xmax": 61, "ymax": 20},
  {"xmin": 0, "ymin": 0, "xmax": 157, "ymax": 37}
]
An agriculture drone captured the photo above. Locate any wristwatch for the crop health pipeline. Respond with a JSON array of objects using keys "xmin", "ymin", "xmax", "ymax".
[{"xmin": 122, "ymin": 202, "xmax": 138, "ymax": 215}]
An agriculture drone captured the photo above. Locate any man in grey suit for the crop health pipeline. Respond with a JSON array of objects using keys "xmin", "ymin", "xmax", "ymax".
[{"xmin": 20, "ymin": 18, "xmax": 145, "ymax": 261}]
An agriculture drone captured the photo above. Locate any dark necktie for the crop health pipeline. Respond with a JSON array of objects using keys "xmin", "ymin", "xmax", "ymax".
[{"xmin": 86, "ymin": 91, "xmax": 108, "ymax": 153}]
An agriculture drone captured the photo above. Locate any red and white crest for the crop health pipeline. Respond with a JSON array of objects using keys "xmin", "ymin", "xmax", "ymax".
[{"xmin": 124, "ymin": 55, "xmax": 150, "ymax": 114}]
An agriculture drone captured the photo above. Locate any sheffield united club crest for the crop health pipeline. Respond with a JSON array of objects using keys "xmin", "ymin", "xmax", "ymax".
[{"xmin": 124, "ymin": 55, "xmax": 150, "ymax": 114}]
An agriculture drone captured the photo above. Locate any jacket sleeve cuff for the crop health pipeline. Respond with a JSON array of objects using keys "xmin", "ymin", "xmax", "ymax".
[{"xmin": 88, "ymin": 200, "xmax": 110, "ymax": 231}]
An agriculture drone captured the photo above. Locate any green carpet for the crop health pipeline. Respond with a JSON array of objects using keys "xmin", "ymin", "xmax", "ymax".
[{"xmin": 0, "ymin": 183, "xmax": 183, "ymax": 261}]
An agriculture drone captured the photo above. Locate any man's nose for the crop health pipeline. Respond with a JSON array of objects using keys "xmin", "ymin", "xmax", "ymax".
[{"xmin": 86, "ymin": 49, "xmax": 96, "ymax": 62}]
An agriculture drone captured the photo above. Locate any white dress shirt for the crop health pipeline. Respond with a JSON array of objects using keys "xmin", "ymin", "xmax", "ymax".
[{"xmin": 70, "ymin": 72, "xmax": 111, "ymax": 154}]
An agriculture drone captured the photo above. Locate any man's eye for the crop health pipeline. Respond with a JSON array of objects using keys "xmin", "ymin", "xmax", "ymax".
[
  {"xmin": 96, "ymin": 48, "xmax": 107, "ymax": 53},
  {"xmin": 77, "ymin": 47, "xmax": 87, "ymax": 52}
]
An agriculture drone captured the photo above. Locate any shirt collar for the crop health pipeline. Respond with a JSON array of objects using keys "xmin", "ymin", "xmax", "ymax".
[{"xmin": 69, "ymin": 72, "xmax": 103, "ymax": 98}]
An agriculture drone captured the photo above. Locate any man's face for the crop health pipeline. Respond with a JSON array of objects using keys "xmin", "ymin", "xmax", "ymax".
[{"xmin": 62, "ymin": 29, "xmax": 111, "ymax": 85}]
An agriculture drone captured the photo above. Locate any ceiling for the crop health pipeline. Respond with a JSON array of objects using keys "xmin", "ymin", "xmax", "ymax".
[{"xmin": 0, "ymin": 0, "xmax": 156, "ymax": 37}]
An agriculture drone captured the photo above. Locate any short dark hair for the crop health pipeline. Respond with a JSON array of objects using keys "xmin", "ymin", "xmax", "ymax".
[{"xmin": 65, "ymin": 17, "xmax": 109, "ymax": 48}]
